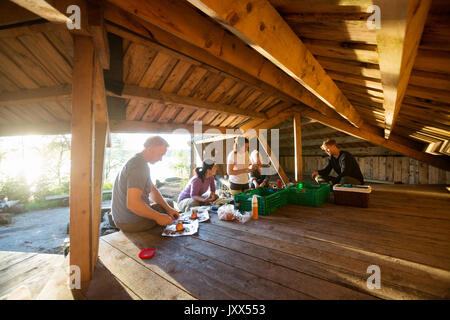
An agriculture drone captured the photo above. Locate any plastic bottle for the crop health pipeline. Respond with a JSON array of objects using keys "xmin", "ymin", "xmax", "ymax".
[{"xmin": 252, "ymin": 195, "xmax": 258, "ymax": 220}]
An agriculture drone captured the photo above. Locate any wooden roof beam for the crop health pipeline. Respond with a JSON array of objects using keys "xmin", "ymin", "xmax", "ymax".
[
  {"xmin": 117, "ymin": 84, "xmax": 269, "ymax": 120},
  {"xmin": 106, "ymin": 0, "xmax": 345, "ymax": 123},
  {"xmin": 0, "ymin": 85, "xmax": 71, "ymax": 106},
  {"xmin": 186, "ymin": 0, "xmax": 364, "ymax": 128},
  {"xmin": 373, "ymin": 0, "xmax": 432, "ymax": 139},
  {"xmin": 9, "ymin": 0, "xmax": 71, "ymax": 24},
  {"xmin": 301, "ymin": 108, "xmax": 450, "ymax": 171},
  {"xmin": 109, "ymin": 120, "xmax": 232, "ymax": 135}
]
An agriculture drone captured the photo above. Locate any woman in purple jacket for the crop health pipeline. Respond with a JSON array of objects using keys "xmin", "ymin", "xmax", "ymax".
[{"xmin": 177, "ymin": 159, "xmax": 218, "ymax": 212}]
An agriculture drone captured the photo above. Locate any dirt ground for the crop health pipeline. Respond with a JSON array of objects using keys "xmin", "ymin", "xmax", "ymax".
[
  {"xmin": 0, "ymin": 200, "xmax": 112, "ymax": 255},
  {"xmin": 0, "ymin": 206, "xmax": 70, "ymax": 254},
  {"xmin": 0, "ymin": 179, "xmax": 189, "ymax": 255}
]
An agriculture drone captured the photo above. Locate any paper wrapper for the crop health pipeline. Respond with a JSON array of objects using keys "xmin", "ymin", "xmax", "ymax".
[
  {"xmin": 180, "ymin": 207, "xmax": 210, "ymax": 223},
  {"xmin": 162, "ymin": 219, "xmax": 199, "ymax": 237}
]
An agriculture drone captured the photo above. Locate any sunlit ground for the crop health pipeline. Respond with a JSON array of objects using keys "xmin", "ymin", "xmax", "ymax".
[{"xmin": 0, "ymin": 133, "xmax": 191, "ymax": 195}]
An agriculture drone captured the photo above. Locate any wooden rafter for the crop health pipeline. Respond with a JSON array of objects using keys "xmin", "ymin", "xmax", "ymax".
[
  {"xmin": 118, "ymin": 84, "xmax": 269, "ymax": 120},
  {"xmin": 0, "ymin": 85, "xmax": 71, "ymax": 106},
  {"xmin": 9, "ymin": 0, "xmax": 71, "ymax": 24},
  {"xmin": 109, "ymin": 120, "xmax": 233, "ymax": 135},
  {"xmin": 374, "ymin": 0, "xmax": 432, "ymax": 139},
  {"xmin": 106, "ymin": 0, "xmax": 342, "ymax": 121},
  {"xmin": 301, "ymin": 108, "xmax": 450, "ymax": 171},
  {"xmin": 186, "ymin": 0, "xmax": 364, "ymax": 128}
]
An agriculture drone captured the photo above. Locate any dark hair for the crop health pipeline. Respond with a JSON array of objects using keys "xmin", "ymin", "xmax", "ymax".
[
  {"xmin": 321, "ymin": 138, "xmax": 337, "ymax": 150},
  {"xmin": 233, "ymin": 137, "xmax": 249, "ymax": 153},
  {"xmin": 195, "ymin": 159, "xmax": 216, "ymax": 182}
]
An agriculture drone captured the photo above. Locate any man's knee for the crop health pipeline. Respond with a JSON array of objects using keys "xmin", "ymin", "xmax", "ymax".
[{"xmin": 340, "ymin": 176, "xmax": 362, "ymax": 185}]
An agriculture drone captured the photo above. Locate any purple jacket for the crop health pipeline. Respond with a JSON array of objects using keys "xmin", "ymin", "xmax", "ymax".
[{"xmin": 178, "ymin": 176, "xmax": 216, "ymax": 202}]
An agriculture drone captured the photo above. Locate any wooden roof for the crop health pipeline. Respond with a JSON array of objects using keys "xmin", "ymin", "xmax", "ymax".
[
  {"xmin": 0, "ymin": 0, "xmax": 448, "ymax": 169},
  {"xmin": 271, "ymin": 0, "xmax": 450, "ymax": 148}
]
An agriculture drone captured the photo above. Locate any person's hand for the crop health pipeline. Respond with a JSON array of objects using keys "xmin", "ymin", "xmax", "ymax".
[
  {"xmin": 166, "ymin": 207, "xmax": 180, "ymax": 220},
  {"xmin": 312, "ymin": 171, "xmax": 319, "ymax": 179},
  {"xmin": 155, "ymin": 213, "xmax": 173, "ymax": 226},
  {"xmin": 260, "ymin": 181, "xmax": 266, "ymax": 187},
  {"xmin": 253, "ymin": 181, "xmax": 260, "ymax": 188}
]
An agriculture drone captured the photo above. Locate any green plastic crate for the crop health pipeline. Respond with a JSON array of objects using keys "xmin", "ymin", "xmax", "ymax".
[
  {"xmin": 234, "ymin": 187, "xmax": 288, "ymax": 216},
  {"xmin": 286, "ymin": 182, "xmax": 330, "ymax": 207}
]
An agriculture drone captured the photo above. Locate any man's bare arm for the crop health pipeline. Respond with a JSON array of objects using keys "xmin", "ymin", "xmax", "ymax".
[
  {"xmin": 149, "ymin": 184, "xmax": 173, "ymax": 211},
  {"xmin": 127, "ymin": 188, "xmax": 172, "ymax": 226}
]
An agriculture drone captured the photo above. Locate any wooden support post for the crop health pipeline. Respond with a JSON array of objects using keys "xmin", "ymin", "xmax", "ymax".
[
  {"xmin": 70, "ymin": 35, "xmax": 95, "ymax": 285},
  {"xmin": 190, "ymin": 136, "xmax": 195, "ymax": 179},
  {"xmin": 258, "ymin": 133, "xmax": 290, "ymax": 186},
  {"xmin": 91, "ymin": 54, "xmax": 109, "ymax": 275},
  {"xmin": 293, "ymin": 113, "xmax": 302, "ymax": 182}
]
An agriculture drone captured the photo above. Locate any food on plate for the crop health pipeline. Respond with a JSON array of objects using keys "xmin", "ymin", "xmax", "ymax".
[
  {"xmin": 191, "ymin": 211, "xmax": 198, "ymax": 219},
  {"xmin": 176, "ymin": 222, "xmax": 184, "ymax": 231}
]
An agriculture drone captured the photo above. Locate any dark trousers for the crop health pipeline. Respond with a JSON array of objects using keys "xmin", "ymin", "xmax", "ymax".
[
  {"xmin": 315, "ymin": 175, "xmax": 362, "ymax": 185},
  {"xmin": 249, "ymin": 178, "xmax": 267, "ymax": 189}
]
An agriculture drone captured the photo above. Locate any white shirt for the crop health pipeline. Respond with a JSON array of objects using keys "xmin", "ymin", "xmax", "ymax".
[{"xmin": 227, "ymin": 151, "xmax": 249, "ymax": 184}]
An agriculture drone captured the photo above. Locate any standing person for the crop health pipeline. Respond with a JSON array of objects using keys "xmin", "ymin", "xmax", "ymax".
[
  {"xmin": 177, "ymin": 159, "xmax": 219, "ymax": 212},
  {"xmin": 111, "ymin": 136, "xmax": 180, "ymax": 233},
  {"xmin": 227, "ymin": 137, "xmax": 257, "ymax": 196},
  {"xmin": 249, "ymin": 150, "xmax": 270, "ymax": 189},
  {"xmin": 312, "ymin": 138, "xmax": 364, "ymax": 186}
]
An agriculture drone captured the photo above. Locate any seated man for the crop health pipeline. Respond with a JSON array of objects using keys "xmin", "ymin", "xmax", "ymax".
[
  {"xmin": 111, "ymin": 136, "xmax": 179, "ymax": 233},
  {"xmin": 312, "ymin": 138, "xmax": 364, "ymax": 186}
]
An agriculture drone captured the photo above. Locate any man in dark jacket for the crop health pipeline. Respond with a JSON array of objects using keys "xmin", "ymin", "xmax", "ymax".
[{"xmin": 312, "ymin": 138, "xmax": 364, "ymax": 185}]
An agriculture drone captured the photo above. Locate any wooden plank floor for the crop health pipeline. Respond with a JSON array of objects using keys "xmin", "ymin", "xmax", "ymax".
[
  {"xmin": 3, "ymin": 185, "xmax": 448, "ymax": 299},
  {"xmin": 0, "ymin": 251, "xmax": 64, "ymax": 299},
  {"xmin": 92, "ymin": 185, "xmax": 450, "ymax": 300}
]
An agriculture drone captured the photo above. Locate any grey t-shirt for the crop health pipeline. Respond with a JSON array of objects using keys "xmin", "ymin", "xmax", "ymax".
[{"xmin": 111, "ymin": 153, "xmax": 153, "ymax": 224}]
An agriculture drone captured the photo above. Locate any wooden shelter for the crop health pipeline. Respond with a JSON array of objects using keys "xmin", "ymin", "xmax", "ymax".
[{"xmin": 0, "ymin": 0, "xmax": 449, "ymax": 299}]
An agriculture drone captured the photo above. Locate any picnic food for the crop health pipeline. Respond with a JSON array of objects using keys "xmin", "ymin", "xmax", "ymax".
[
  {"xmin": 176, "ymin": 222, "xmax": 184, "ymax": 231},
  {"xmin": 191, "ymin": 211, "xmax": 198, "ymax": 219}
]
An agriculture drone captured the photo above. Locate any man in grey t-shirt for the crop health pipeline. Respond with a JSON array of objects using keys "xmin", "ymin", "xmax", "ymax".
[{"xmin": 111, "ymin": 136, "xmax": 179, "ymax": 232}]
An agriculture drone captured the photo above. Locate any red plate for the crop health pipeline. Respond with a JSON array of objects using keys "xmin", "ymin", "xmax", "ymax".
[{"xmin": 138, "ymin": 248, "xmax": 156, "ymax": 259}]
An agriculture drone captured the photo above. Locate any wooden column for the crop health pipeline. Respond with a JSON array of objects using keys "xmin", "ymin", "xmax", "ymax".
[
  {"xmin": 70, "ymin": 35, "xmax": 95, "ymax": 284},
  {"xmin": 258, "ymin": 133, "xmax": 290, "ymax": 186},
  {"xmin": 293, "ymin": 113, "xmax": 302, "ymax": 182},
  {"xmin": 91, "ymin": 55, "xmax": 109, "ymax": 274}
]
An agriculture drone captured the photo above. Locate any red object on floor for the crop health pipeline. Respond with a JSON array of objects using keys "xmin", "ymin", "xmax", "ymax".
[
  {"xmin": 138, "ymin": 248, "xmax": 156, "ymax": 259},
  {"xmin": 277, "ymin": 179, "xmax": 282, "ymax": 189}
]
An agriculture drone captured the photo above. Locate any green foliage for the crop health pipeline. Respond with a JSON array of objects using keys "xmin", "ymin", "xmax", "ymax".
[
  {"xmin": 25, "ymin": 200, "xmax": 61, "ymax": 211},
  {"xmin": 169, "ymin": 149, "xmax": 190, "ymax": 179},
  {"xmin": 0, "ymin": 175, "xmax": 32, "ymax": 203},
  {"xmin": 103, "ymin": 181, "xmax": 113, "ymax": 190}
]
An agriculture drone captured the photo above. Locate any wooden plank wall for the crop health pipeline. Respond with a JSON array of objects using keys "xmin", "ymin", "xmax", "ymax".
[{"xmin": 280, "ymin": 155, "xmax": 450, "ymax": 184}]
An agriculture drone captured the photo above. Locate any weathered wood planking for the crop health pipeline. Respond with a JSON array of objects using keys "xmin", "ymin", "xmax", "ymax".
[
  {"xmin": 77, "ymin": 184, "xmax": 450, "ymax": 300},
  {"xmin": 0, "ymin": 251, "xmax": 64, "ymax": 300},
  {"xmin": 283, "ymin": 156, "xmax": 450, "ymax": 184}
]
